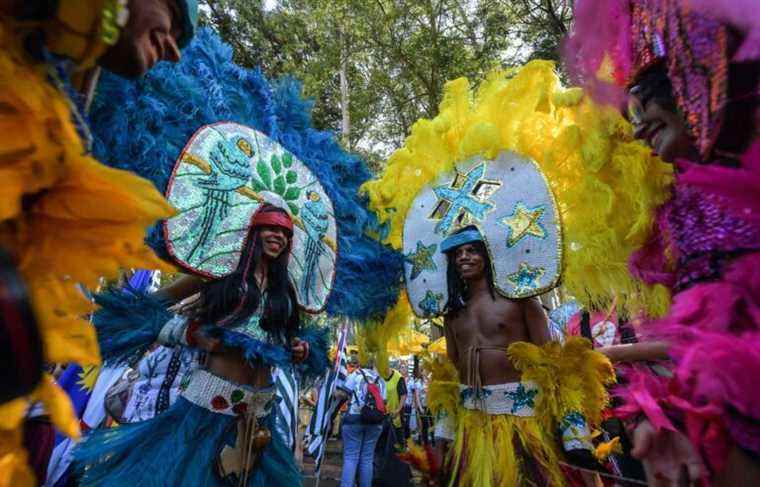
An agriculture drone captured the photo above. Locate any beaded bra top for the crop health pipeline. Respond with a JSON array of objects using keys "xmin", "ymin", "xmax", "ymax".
[{"xmin": 219, "ymin": 292, "xmax": 287, "ymax": 346}]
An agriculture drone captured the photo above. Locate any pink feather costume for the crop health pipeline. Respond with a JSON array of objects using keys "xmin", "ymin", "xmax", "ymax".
[{"xmin": 567, "ymin": 0, "xmax": 760, "ymax": 475}]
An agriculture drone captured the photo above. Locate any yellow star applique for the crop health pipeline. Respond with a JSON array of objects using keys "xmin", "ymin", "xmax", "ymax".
[{"xmin": 500, "ymin": 203, "xmax": 546, "ymax": 247}]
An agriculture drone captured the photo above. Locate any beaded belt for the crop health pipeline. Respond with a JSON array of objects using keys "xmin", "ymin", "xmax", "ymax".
[
  {"xmin": 458, "ymin": 381, "xmax": 538, "ymax": 416},
  {"xmin": 179, "ymin": 369, "xmax": 274, "ymax": 418}
]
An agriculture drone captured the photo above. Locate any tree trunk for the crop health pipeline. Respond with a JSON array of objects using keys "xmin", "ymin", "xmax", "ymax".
[{"xmin": 339, "ymin": 30, "xmax": 351, "ymax": 149}]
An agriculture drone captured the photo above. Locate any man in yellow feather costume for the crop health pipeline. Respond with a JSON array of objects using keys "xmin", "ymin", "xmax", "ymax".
[
  {"xmin": 434, "ymin": 226, "xmax": 612, "ymax": 486},
  {"xmin": 361, "ymin": 60, "xmax": 675, "ymax": 486},
  {"xmin": 0, "ymin": 1, "xmax": 197, "ymax": 484}
]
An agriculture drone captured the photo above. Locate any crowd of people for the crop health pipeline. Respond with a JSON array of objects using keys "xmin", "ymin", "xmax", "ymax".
[{"xmin": 1, "ymin": 0, "xmax": 758, "ymax": 486}]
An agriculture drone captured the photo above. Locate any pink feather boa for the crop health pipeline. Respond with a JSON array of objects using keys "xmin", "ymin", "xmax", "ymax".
[{"xmin": 619, "ymin": 252, "xmax": 760, "ymax": 473}]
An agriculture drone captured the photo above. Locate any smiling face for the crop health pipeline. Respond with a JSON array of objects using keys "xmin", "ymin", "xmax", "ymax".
[
  {"xmin": 628, "ymin": 93, "xmax": 695, "ymax": 162},
  {"xmin": 453, "ymin": 243, "xmax": 486, "ymax": 282},
  {"xmin": 99, "ymin": 0, "xmax": 184, "ymax": 78},
  {"xmin": 259, "ymin": 225, "xmax": 290, "ymax": 260}
]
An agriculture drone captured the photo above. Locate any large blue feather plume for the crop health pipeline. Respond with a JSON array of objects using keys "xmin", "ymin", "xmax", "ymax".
[{"xmin": 89, "ymin": 28, "xmax": 402, "ymax": 320}]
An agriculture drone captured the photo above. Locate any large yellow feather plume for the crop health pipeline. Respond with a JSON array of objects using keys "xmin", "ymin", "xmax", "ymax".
[{"xmin": 361, "ymin": 60, "xmax": 673, "ymax": 317}]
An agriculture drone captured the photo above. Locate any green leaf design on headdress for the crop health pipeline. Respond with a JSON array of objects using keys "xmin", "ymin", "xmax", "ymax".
[
  {"xmin": 284, "ymin": 187, "xmax": 301, "ymax": 201},
  {"xmin": 274, "ymin": 175, "xmax": 286, "ymax": 195},
  {"xmin": 256, "ymin": 159, "xmax": 272, "ymax": 189},
  {"xmin": 251, "ymin": 178, "xmax": 267, "ymax": 192},
  {"xmin": 271, "ymin": 154, "xmax": 282, "ymax": 175}
]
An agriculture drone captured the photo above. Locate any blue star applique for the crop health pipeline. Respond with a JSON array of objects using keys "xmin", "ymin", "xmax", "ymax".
[
  {"xmin": 418, "ymin": 290, "xmax": 443, "ymax": 317},
  {"xmin": 405, "ymin": 241, "xmax": 438, "ymax": 280},
  {"xmin": 560, "ymin": 411, "xmax": 588, "ymax": 430},
  {"xmin": 432, "ymin": 163, "xmax": 497, "ymax": 235},
  {"xmin": 506, "ymin": 262, "xmax": 546, "ymax": 295},
  {"xmin": 505, "ymin": 383, "xmax": 538, "ymax": 413}
]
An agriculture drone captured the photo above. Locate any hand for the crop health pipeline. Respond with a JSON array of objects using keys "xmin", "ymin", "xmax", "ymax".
[
  {"xmin": 291, "ymin": 338, "xmax": 309, "ymax": 363},
  {"xmin": 192, "ymin": 328, "xmax": 222, "ymax": 353},
  {"xmin": 169, "ymin": 292, "xmax": 205, "ymax": 319},
  {"xmin": 632, "ymin": 419, "xmax": 703, "ymax": 486}
]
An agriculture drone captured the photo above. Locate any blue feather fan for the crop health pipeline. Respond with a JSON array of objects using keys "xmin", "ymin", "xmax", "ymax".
[{"xmin": 90, "ymin": 28, "xmax": 403, "ymax": 320}]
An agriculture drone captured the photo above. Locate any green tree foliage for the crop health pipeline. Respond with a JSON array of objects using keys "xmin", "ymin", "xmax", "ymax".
[
  {"xmin": 201, "ymin": 0, "xmax": 572, "ymax": 168},
  {"xmin": 499, "ymin": 0, "xmax": 573, "ymax": 63}
]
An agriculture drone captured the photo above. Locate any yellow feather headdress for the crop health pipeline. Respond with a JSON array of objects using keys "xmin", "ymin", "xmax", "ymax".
[{"xmin": 362, "ymin": 60, "xmax": 673, "ymax": 318}]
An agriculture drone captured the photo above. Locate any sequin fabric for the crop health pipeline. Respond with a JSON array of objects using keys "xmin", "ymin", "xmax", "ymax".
[
  {"xmin": 662, "ymin": 183, "xmax": 760, "ymax": 291},
  {"xmin": 629, "ymin": 0, "xmax": 730, "ymax": 159}
]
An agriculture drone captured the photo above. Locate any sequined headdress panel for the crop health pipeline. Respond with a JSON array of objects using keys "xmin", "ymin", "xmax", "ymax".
[
  {"xmin": 628, "ymin": 0, "xmax": 730, "ymax": 159},
  {"xmin": 568, "ymin": 0, "xmax": 733, "ymax": 159}
]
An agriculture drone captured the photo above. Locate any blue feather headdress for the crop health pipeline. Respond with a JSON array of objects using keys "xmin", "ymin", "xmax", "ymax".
[{"xmin": 89, "ymin": 28, "xmax": 402, "ymax": 320}]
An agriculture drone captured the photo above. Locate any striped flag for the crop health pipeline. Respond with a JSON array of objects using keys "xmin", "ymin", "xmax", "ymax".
[
  {"xmin": 304, "ymin": 324, "xmax": 348, "ymax": 474},
  {"xmin": 273, "ymin": 366, "xmax": 300, "ymax": 452}
]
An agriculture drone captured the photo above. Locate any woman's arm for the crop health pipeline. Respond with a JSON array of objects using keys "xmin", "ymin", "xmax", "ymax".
[
  {"xmin": 413, "ymin": 381, "xmax": 423, "ymax": 412},
  {"xmin": 153, "ymin": 274, "xmax": 205, "ymax": 304},
  {"xmin": 598, "ymin": 341, "xmax": 670, "ymax": 363}
]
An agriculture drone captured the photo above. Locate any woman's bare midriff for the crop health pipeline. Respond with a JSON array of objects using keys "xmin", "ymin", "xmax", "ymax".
[{"xmin": 205, "ymin": 348, "xmax": 272, "ymax": 388}]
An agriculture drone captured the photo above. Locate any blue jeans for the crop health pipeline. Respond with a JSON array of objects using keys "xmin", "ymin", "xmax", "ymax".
[{"xmin": 340, "ymin": 414, "xmax": 383, "ymax": 487}]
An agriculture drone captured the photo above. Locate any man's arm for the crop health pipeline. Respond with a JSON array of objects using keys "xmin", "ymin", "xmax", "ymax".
[
  {"xmin": 523, "ymin": 297, "xmax": 551, "ymax": 346},
  {"xmin": 443, "ymin": 316, "xmax": 459, "ymax": 366},
  {"xmin": 397, "ymin": 394, "xmax": 407, "ymax": 415},
  {"xmin": 598, "ymin": 341, "xmax": 669, "ymax": 363}
]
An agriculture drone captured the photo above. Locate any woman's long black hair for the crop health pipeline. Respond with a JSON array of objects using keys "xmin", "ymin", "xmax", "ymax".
[
  {"xmin": 199, "ymin": 205, "xmax": 299, "ymax": 342},
  {"xmin": 443, "ymin": 226, "xmax": 496, "ymax": 316}
]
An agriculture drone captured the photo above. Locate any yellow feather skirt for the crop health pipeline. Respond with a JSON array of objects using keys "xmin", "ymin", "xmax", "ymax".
[
  {"xmin": 428, "ymin": 337, "xmax": 615, "ymax": 487},
  {"xmin": 0, "ymin": 19, "xmax": 175, "ymax": 485}
]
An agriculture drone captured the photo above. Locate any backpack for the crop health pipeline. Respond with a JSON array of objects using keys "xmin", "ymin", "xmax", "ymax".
[{"xmin": 355, "ymin": 369, "xmax": 386, "ymax": 424}]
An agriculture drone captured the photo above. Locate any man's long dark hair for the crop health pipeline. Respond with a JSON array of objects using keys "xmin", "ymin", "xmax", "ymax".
[
  {"xmin": 443, "ymin": 226, "xmax": 496, "ymax": 316},
  {"xmin": 199, "ymin": 205, "xmax": 299, "ymax": 342}
]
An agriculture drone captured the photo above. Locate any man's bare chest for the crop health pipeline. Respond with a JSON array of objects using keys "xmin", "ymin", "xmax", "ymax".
[{"xmin": 450, "ymin": 303, "xmax": 523, "ymax": 342}]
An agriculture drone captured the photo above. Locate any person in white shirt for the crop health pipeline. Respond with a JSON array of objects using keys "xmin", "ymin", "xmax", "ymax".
[{"xmin": 335, "ymin": 357, "xmax": 387, "ymax": 487}]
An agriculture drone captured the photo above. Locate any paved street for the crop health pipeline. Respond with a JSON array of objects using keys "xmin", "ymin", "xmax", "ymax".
[{"xmin": 302, "ymin": 439, "xmax": 342, "ymax": 487}]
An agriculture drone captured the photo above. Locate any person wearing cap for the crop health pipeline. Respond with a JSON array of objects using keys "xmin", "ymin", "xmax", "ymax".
[{"xmin": 72, "ymin": 204, "xmax": 307, "ymax": 485}]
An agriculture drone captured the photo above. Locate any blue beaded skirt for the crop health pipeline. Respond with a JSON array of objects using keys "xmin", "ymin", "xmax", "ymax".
[{"xmin": 73, "ymin": 370, "xmax": 301, "ymax": 486}]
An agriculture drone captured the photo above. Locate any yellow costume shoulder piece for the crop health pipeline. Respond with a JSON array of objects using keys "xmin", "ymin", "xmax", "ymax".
[
  {"xmin": 362, "ymin": 60, "xmax": 673, "ymax": 317},
  {"xmin": 0, "ymin": 17, "xmax": 173, "ymax": 485}
]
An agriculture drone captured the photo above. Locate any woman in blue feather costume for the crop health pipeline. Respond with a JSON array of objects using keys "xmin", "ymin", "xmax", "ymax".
[
  {"xmin": 75, "ymin": 205, "xmax": 306, "ymax": 486},
  {"xmin": 74, "ymin": 28, "xmax": 403, "ymax": 486}
]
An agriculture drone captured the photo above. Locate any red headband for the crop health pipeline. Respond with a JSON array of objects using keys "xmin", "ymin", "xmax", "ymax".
[{"xmin": 251, "ymin": 210, "xmax": 294, "ymax": 232}]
